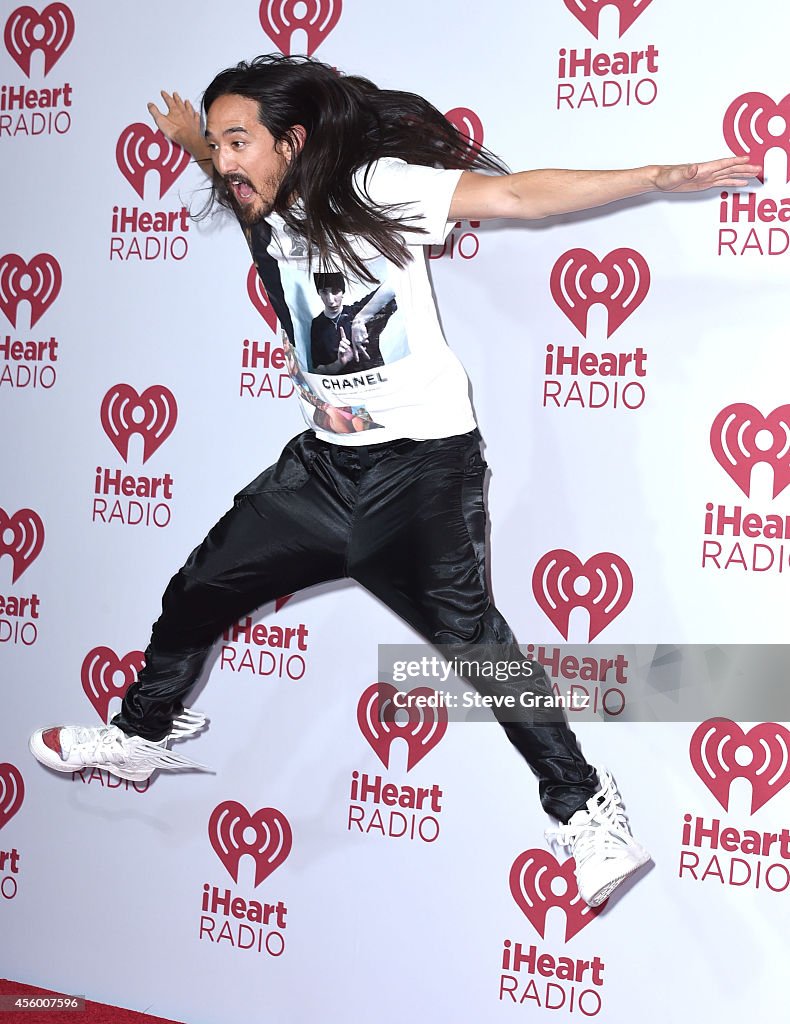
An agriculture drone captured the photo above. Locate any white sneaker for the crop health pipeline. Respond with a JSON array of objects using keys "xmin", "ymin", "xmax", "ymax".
[
  {"xmin": 545, "ymin": 767, "xmax": 651, "ymax": 907},
  {"xmin": 29, "ymin": 709, "xmax": 211, "ymax": 783}
]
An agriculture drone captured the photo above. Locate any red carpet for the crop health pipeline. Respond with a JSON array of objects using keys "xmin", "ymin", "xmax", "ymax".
[{"xmin": 0, "ymin": 981, "xmax": 185, "ymax": 1024}]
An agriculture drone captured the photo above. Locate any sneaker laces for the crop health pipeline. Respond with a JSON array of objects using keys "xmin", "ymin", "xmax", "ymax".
[
  {"xmin": 62, "ymin": 708, "xmax": 212, "ymax": 773},
  {"xmin": 545, "ymin": 767, "xmax": 634, "ymax": 868},
  {"xmin": 62, "ymin": 724, "xmax": 133, "ymax": 766}
]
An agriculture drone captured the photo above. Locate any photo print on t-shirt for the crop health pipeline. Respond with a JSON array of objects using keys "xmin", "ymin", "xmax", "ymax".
[
  {"xmin": 279, "ymin": 257, "xmax": 410, "ymax": 375},
  {"xmin": 281, "ymin": 331, "xmax": 385, "ymax": 435}
]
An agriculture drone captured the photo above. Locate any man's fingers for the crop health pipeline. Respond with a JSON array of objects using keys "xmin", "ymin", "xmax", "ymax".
[
  {"xmin": 657, "ymin": 156, "xmax": 763, "ymax": 193},
  {"xmin": 732, "ymin": 163, "xmax": 762, "ymax": 178},
  {"xmin": 702, "ymin": 157, "xmax": 761, "ymax": 178},
  {"xmin": 720, "ymin": 154, "xmax": 759, "ymax": 170},
  {"xmin": 706, "ymin": 156, "xmax": 745, "ymax": 172},
  {"xmin": 147, "ymin": 102, "xmax": 164, "ymax": 126}
]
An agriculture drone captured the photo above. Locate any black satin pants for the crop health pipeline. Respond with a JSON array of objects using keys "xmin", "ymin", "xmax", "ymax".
[{"xmin": 114, "ymin": 429, "xmax": 598, "ymax": 822}]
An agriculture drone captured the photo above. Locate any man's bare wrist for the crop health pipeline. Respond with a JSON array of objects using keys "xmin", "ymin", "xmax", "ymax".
[{"xmin": 643, "ymin": 164, "xmax": 662, "ymax": 191}]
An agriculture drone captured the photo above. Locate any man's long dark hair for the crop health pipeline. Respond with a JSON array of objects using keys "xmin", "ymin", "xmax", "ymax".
[{"xmin": 202, "ymin": 54, "xmax": 508, "ymax": 281}]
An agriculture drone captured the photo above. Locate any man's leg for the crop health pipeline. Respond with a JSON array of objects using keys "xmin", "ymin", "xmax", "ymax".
[
  {"xmin": 348, "ymin": 431, "xmax": 650, "ymax": 906},
  {"xmin": 346, "ymin": 430, "xmax": 597, "ymax": 823},
  {"xmin": 115, "ymin": 432, "xmax": 352, "ymax": 739},
  {"xmin": 31, "ymin": 433, "xmax": 354, "ymax": 775}
]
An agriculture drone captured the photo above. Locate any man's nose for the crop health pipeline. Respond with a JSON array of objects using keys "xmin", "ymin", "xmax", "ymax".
[{"xmin": 215, "ymin": 148, "xmax": 238, "ymax": 175}]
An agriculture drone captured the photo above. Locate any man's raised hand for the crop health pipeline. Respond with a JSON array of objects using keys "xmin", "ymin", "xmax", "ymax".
[{"xmin": 147, "ymin": 91, "xmax": 211, "ymax": 171}]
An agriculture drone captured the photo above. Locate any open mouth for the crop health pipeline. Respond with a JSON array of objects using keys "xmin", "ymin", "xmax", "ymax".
[{"xmin": 225, "ymin": 175, "xmax": 257, "ymax": 203}]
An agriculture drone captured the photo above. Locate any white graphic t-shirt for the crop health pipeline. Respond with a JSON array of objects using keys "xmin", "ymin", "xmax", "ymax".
[{"xmin": 244, "ymin": 158, "xmax": 476, "ymax": 445}]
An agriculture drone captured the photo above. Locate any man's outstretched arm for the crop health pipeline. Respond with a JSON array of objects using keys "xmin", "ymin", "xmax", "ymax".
[
  {"xmin": 148, "ymin": 91, "xmax": 213, "ymax": 175},
  {"xmin": 449, "ymin": 158, "xmax": 761, "ymax": 222}
]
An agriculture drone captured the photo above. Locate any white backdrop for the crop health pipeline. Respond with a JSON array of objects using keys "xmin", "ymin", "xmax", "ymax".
[{"xmin": 1, "ymin": 1, "xmax": 789, "ymax": 1021}]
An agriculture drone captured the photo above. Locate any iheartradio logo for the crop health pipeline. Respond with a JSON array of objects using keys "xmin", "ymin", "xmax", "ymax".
[
  {"xmin": 0, "ymin": 764, "xmax": 24, "ymax": 831},
  {"xmin": 81, "ymin": 647, "xmax": 145, "ymax": 723},
  {"xmin": 4, "ymin": 3, "xmax": 74, "ymax": 77},
  {"xmin": 0, "ymin": 253, "xmax": 61, "ymax": 328},
  {"xmin": 550, "ymin": 248, "xmax": 650, "ymax": 338},
  {"xmin": 209, "ymin": 801, "xmax": 292, "ymax": 887},
  {"xmin": 723, "ymin": 93, "xmax": 790, "ymax": 183},
  {"xmin": 247, "ymin": 265, "xmax": 278, "ymax": 333},
  {"xmin": 100, "ymin": 384, "xmax": 178, "ymax": 464},
  {"xmin": 445, "ymin": 107, "xmax": 484, "ymax": 158},
  {"xmin": 116, "ymin": 124, "xmax": 190, "ymax": 201},
  {"xmin": 357, "ymin": 683, "xmax": 447, "ymax": 772},
  {"xmin": 0, "ymin": 508, "xmax": 44, "ymax": 583},
  {"xmin": 510, "ymin": 849, "xmax": 602, "ymax": 943},
  {"xmin": 533, "ymin": 550, "xmax": 633, "ymax": 642},
  {"xmin": 258, "ymin": 0, "xmax": 342, "ymax": 57},
  {"xmin": 690, "ymin": 719, "xmax": 790, "ymax": 815},
  {"xmin": 710, "ymin": 404, "xmax": 790, "ymax": 500},
  {"xmin": 562, "ymin": 0, "xmax": 653, "ymax": 38}
]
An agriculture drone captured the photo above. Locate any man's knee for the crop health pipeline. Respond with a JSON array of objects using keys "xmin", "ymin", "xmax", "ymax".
[
  {"xmin": 151, "ymin": 569, "xmax": 234, "ymax": 647},
  {"xmin": 433, "ymin": 604, "xmax": 516, "ymax": 647}
]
